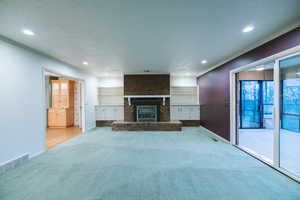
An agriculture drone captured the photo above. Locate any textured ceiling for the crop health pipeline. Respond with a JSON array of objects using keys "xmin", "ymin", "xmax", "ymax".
[{"xmin": 0, "ymin": 0, "xmax": 300, "ymax": 77}]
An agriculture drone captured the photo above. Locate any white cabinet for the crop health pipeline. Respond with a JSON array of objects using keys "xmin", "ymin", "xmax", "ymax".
[
  {"xmin": 95, "ymin": 105, "xmax": 124, "ymax": 120},
  {"xmin": 171, "ymin": 105, "xmax": 200, "ymax": 120}
]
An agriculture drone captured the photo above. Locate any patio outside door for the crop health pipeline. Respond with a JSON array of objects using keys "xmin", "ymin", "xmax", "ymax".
[
  {"xmin": 279, "ymin": 54, "xmax": 300, "ymax": 177},
  {"xmin": 237, "ymin": 62, "xmax": 275, "ymax": 163}
]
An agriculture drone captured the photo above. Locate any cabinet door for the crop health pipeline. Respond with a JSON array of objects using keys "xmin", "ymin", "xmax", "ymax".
[
  {"xmin": 52, "ymin": 95, "xmax": 60, "ymax": 108},
  {"xmin": 170, "ymin": 106, "xmax": 178, "ymax": 120},
  {"xmin": 66, "ymin": 109, "xmax": 74, "ymax": 126},
  {"xmin": 119, "ymin": 107, "xmax": 124, "ymax": 120},
  {"xmin": 48, "ymin": 109, "xmax": 66, "ymax": 127},
  {"xmin": 187, "ymin": 106, "xmax": 200, "ymax": 120},
  {"xmin": 196, "ymin": 106, "xmax": 200, "ymax": 120},
  {"xmin": 60, "ymin": 95, "xmax": 68, "ymax": 108},
  {"xmin": 113, "ymin": 107, "xmax": 118, "ymax": 120},
  {"xmin": 188, "ymin": 106, "xmax": 194, "ymax": 120},
  {"xmin": 95, "ymin": 107, "xmax": 101, "ymax": 120},
  {"xmin": 56, "ymin": 109, "xmax": 67, "ymax": 127},
  {"xmin": 102, "ymin": 107, "xmax": 107, "ymax": 120},
  {"xmin": 106, "ymin": 107, "xmax": 114, "ymax": 120},
  {"xmin": 180, "ymin": 106, "xmax": 189, "ymax": 120},
  {"xmin": 48, "ymin": 109, "xmax": 56, "ymax": 126},
  {"xmin": 52, "ymin": 81, "xmax": 60, "ymax": 95},
  {"xmin": 60, "ymin": 81, "xmax": 69, "ymax": 95}
]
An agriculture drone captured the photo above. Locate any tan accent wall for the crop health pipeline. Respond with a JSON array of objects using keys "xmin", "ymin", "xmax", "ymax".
[{"xmin": 237, "ymin": 69, "xmax": 273, "ymax": 81}]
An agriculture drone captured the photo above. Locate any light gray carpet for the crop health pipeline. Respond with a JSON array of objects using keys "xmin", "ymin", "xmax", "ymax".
[{"xmin": 0, "ymin": 127, "xmax": 299, "ymax": 200}]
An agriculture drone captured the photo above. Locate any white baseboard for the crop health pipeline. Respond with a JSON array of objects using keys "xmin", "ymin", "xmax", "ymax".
[
  {"xmin": 199, "ymin": 126, "xmax": 230, "ymax": 143},
  {"xmin": 0, "ymin": 154, "xmax": 29, "ymax": 175},
  {"xmin": 30, "ymin": 150, "xmax": 45, "ymax": 159}
]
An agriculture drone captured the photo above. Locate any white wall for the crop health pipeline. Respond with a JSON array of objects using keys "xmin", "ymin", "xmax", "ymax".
[
  {"xmin": 97, "ymin": 76, "xmax": 124, "ymax": 105},
  {"xmin": 0, "ymin": 38, "xmax": 98, "ymax": 165},
  {"xmin": 98, "ymin": 87, "xmax": 124, "ymax": 105},
  {"xmin": 98, "ymin": 76, "xmax": 123, "ymax": 88},
  {"xmin": 170, "ymin": 75, "xmax": 197, "ymax": 87},
  {"xmin": 170, "ymin": 76, "xmax": 199, "ymax": 105}
]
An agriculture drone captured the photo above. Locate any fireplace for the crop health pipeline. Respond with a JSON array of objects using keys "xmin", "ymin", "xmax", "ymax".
[
  {"xmin": 124, "ymin": 97, "xmax": 170, "ymax": 122},
  {"xmin": 136, "ymin": 105, "xmax": 158, "ymax": 122}
]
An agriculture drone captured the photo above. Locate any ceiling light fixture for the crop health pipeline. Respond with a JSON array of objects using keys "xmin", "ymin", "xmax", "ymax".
[
  {"xmin": 243, "ymin": 25, "xmax": 255, "ymax": 33},
  {"xmin": 83, "ymin": 61, "xmax": 88, "ymax": 66},
  {"xmin": 22, "ymin": 29, "xmax": 35, "ymax": 36},
  {"xmin": 256, "ymin": 67, "xmax": 265, "ymax": 71},
  {"xmin": 201, "ymin": 60, "xmax": 207, "ymax": 64}
]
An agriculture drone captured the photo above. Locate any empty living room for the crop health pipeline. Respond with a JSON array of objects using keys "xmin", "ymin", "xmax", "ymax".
[{"xmin": 1, "ymin": 1, "xmax": 300, "ymax": 199}]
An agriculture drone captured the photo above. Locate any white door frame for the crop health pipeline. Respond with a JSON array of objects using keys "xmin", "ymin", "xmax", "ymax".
[
  {"xmin": 42, "ymin": 69, "xmax": 87, "ymax": 147},
  {"xmin": 229, "ymin": 44, "xmax": 300, "ymax": 182}
]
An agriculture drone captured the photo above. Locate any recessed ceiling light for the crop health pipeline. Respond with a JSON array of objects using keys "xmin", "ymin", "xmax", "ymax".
[
  {"xmin": 83, "ymin": 61, "xmax": 88, "ymax": 66},
  {"xmin": 243, "ymin": 25, "xmax": 255, "ymax": 33},
  {"xmin": 22, "ymin": 29, "xmax": 35, "ymax": 36},
  {"xmin": 256, "ymin": 67, "xmax": 264, "ymax": 71},
  {"xmin": 201, "ymin": 60, "xmax": 207, "ymax": 64}
]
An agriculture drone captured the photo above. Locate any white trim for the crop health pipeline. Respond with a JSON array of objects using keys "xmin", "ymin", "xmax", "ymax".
[
  {"xmin": 42, "ymin": 69, "xmax": 47, "ymax": 151},
  {"xmin": 0, "ymin": 154, "xmax": 29, "ymax": 175},
  {"xmin": 238, "ymin": 145, "xmax": 273, "ymax": 165},
  {"xmin": 124, "ymin": 95, "xmax": 171, "ymax": 106},
  {"xmin": 198, "ymin": 20, "xmax": 300, "ymax": 77},
  {"xmin": 229, "ymin": 44, "xmax": 300, "ymax": 182},
  {"xmin": 30, "ymin": 150, "xmax": 45, "ymax": 158},
  {"xmin": 199, "ymin": 126, "xmax": 230, "ymax": 144},
  {"xmin": 273, "ymin": 59, "xmax": 280, "ymax": 167},
  {"xmin": 42, "ymin": 68, "xmax": 87, "ymax": 145},
  {"xmin": 236, "ymin": 145, "xmax": 300, "ymax": 183},
  {"xmin": 229, "ymin": 70, "xmax": 237, "ymax": 145},
  {"xmin": 124, "ymin": 95, "xmax": 171, "ymax": 98},
  {"xmin": 0, "ymin": 153, "xmax": 29, "ymax": 168}
]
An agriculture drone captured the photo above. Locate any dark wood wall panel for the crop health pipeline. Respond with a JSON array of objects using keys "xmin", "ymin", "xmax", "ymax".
[
  {"xmin": 124, "ymin": 74, "xmax": 170, "ymax": 95},
  {"xmin": 197, "ymin": 27, "xmax": 300, "ymax": 141}
]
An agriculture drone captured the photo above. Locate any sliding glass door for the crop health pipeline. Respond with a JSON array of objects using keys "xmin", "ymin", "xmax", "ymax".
[
  {"xmin": 279, "ymin": 54, "xmax": 300, "ymax": 177},
  {"xmin": 234, "ymin": 51, "xmax": 300, "ymax": 180}
]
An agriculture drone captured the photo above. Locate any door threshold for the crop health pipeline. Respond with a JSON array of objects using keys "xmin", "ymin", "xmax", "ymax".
[{"xmin": 234, "ymin": 144, "xmax": 300, "ymax": 183}]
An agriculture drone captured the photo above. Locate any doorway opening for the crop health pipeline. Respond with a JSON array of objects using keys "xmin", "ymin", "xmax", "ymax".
[
  {"xmin": 237, "ymin": 62, "xmax": 275, "ymax": 164},
  {"xmin": 44, "ymin": 71, "xmax": 85, "ymax": 149}
]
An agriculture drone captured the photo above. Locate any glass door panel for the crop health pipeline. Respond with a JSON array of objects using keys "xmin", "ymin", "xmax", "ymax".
[
  {"xmin": 262, "ymin": 81, "xmax": 274, "ymax": 129},
  {"xmin": 279, "ymin": 54, "xmax": 300, "ymax": 177},
  {"xmin": 240, "ymin": 81, "xmax": 262, "ymax": 128}
]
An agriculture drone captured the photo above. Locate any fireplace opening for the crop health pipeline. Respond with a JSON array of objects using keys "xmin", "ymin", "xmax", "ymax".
[{"xmin": 136, "ymin": 105, "xmax": 158, "ymax": 122}]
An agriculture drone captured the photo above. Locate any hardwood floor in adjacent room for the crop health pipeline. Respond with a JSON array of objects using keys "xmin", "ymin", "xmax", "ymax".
[{"xmin": 46, "ymin": 127, "xmax": 82, "ymax": 149}]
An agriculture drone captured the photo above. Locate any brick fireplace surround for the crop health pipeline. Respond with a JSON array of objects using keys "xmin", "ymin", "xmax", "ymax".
[
  {"xmin": 112, "ymin": 74, "xmax": 182, "ymax": 131},
  {"xmin": 124, "ymin": 98, "xmax": 170, "ymax": 122}
]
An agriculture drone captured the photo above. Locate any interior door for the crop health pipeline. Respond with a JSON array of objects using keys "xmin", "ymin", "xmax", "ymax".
[{"xmin": 240, "ymin": 81, "xmax": 262, "ymax": 128}]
